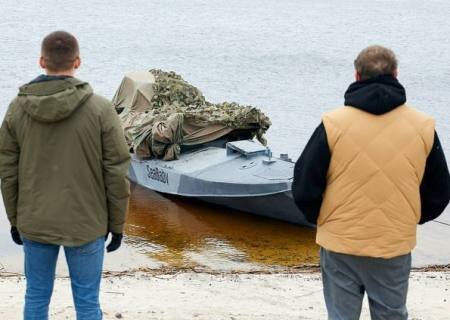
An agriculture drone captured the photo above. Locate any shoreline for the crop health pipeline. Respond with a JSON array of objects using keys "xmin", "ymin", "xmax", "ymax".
[
  {"xmin": 2, "ymin": 263, "xmax": 449, "ymax": 279},
  {"xmin": 1, "ymin": 270, "xmax": 449, "ymax": 320}
]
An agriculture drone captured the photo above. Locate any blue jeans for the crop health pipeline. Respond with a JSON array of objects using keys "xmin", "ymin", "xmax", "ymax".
[{"xmin": 22, "ymin": 237, "xmax": 105, "ymax": 320}]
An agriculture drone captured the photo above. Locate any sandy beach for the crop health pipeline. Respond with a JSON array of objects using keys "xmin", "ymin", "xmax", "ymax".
[{"xmin": 1, "ymin": 270, "xmax": 449, "ymax": 320}]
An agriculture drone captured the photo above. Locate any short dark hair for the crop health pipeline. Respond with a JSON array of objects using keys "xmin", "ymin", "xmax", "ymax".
[
  {"xmin": 41, "ymin": 31, "xmax": 79, "ymax": 72},
  {"xmin": 354, "ymin": 45, "xmax": 398, "ymax": 80}
]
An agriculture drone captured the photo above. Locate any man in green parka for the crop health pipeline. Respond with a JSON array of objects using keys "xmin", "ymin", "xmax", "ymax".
[{"xmin": 0, "ymin": 31, "xmax": 131, "ymax": 320}]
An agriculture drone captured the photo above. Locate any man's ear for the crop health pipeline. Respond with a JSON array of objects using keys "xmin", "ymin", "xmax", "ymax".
[
  {"xmin": 73, "ymin": 57, "xmax": 81, "ymax": 70},
  {"xmin": 355, "ymin": 71, "xmax": 362, "ymax": 81},
  {"xmin": 393, "ymin": 69, "xmax": 398, "ymax": 78},
  {"xmin": 39, "ymin": 56, "xmax": 46, "ymax": 69}
]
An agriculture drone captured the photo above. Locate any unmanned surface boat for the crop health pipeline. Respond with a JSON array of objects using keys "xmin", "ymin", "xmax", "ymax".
[
  {"xmin": 128, "ymin": 139, "xmax": 310, "ymax": 225},
  {"xmin": 112, "ymin": 70, "xmax": 309, "ymax": 226}
]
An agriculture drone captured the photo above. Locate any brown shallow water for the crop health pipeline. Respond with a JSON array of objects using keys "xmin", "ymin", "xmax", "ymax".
[
  {"xmin": 0, "ymin": 183, "xmax": 449, "ymax": 275},
  {"xmin": 124, "ymin": 183, "xmax": 319, "ymax": 270}
]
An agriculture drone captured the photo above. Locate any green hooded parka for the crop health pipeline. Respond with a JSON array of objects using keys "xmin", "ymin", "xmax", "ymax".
[{"xmin": 0, "ymin": 77, "xmax": 131, "ymax": 246}]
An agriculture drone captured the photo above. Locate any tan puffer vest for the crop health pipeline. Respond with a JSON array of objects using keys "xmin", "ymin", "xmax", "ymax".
[{"xmin": 317, "ymin": 105, "xmax": 435, "ymax": 258}]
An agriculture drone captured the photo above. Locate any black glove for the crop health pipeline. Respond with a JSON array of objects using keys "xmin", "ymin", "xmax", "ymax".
[
  {"xmin": 105, "ymin": 232, "xmax": 123, "ymax": 252},
  {"xmin": 11, "ymin": 226, "xmax": 23, "ymax": 245}
]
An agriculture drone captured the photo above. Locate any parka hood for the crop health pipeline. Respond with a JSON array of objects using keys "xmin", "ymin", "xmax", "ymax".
[
  {"xmin": 344, "ymin": 75, "xmax": 406, "ymax": 115},
  {"xmin": 17, "ymin": 78, "xmax": 93, "ymax": 123}
]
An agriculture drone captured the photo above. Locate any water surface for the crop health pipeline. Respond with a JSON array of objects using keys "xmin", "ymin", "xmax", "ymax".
[
  {"xmin": 124, "ymin": 183, "xmax": 319, "ymax": 270},
  {"xmin": 1, "ymin": 184, "xmax": 448, "ymax": 275},
  {"xmin": 0, "ymin": 0, "xmax": 449, "ymax": 273}
]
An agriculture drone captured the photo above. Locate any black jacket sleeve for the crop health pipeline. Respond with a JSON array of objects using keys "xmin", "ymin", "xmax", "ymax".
[
  {"xmin": 292, "ymin": 123, "xmax": 331, "ymax": 224},
  {"xmin": 419, "ymin": 131, "xmax": 450, "ymax": 224}
]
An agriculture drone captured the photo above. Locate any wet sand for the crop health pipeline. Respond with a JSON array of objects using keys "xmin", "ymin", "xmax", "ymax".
[{"xmin": 0, "ymin": 183, "xmax": 449, "ymax": 275}]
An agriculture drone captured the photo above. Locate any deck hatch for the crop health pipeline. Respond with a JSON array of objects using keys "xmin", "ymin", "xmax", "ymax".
[
  {"xmin": 253, "ymin": 163, "xmax": 294, "ymax": 180},
  {"xmin": 226, "ymin": 140, "xmax": 269, "ymax": 158}
]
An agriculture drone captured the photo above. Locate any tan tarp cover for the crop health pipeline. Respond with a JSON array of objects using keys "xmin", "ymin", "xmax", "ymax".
[{"xmin": 112, "ymin": 70, "xmax": 271, "ymax": 160}]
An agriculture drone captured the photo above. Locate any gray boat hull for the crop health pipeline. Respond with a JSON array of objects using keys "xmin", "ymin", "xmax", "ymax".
[
  {"xmin": 128, "ymin": 140, "xmax": 310, "ymax": 226},
  {"xmin": 198, "ymin": 191, "xmax": 309, "ymax": 225}
]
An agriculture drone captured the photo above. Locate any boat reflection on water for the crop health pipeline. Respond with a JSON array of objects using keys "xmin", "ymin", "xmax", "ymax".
[{"xmin": 124, "ymin": 183, "xmax": 319, "ymax": 271}]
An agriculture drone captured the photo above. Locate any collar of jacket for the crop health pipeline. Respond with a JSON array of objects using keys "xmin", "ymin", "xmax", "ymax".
[
  {"xmin": 344, "ymin": 75, "xmax": 406, "ymax": 115},
  {"xmin": 28, "ymin": 74, "xmax": 73, "ymax": 85}
]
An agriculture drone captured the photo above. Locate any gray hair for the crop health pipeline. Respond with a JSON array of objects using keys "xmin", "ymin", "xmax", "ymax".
[{"xmin": 354, "ymin": 45, "xmax": 398, "ymax": 80}]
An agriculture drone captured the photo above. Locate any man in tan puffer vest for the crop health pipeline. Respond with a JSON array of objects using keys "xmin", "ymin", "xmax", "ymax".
[{"xmin": 293, "ymin": 45, "xmax": 450, "ymax": 320}]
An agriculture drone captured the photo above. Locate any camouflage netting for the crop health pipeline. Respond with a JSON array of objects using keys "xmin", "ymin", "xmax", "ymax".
[{"xmin": 112, "ymin": 69, "xmax": 271, "ymax": 160}]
